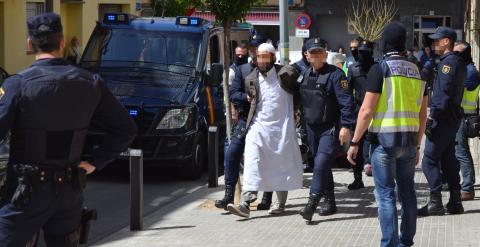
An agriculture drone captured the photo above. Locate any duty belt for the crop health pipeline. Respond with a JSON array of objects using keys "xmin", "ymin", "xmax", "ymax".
[{"xmin": 14, "ymin": 164, "xmax": 76, "ymax": 185}]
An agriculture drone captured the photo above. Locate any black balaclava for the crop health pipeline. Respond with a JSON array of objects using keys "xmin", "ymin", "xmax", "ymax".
[
  {"xmin": 358, "ymin": 50, "xmax": 374, "ymax": 70},
  {"xmin": 380, "ymin": 21, "xmax": 406, "ymax": 55},
  {"xmin": 233, "ymin": 54, "xmax": 248, "ymax": 66},
  {"xmin": 351, "ymin": 47, "xmax": 359, "ymax": 61},
  {"xmin": 456, "ymin": 44, "xmax": 473, "ymax": 64},
  {"xmin": 358, "ymin": 41, "xmax": 375, "ymax": 70}
]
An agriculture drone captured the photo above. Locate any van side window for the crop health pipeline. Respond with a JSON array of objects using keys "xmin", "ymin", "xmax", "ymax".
[{"xmin": 209, "ymin": 35, "xmax": 220, "ymax": 64}]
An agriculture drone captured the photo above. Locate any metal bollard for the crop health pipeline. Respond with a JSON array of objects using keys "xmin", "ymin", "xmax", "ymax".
[
  {"xmin": 208, "ymin": 126, "xmax": 219, "ymax": 188},
  {"xmin": 121, "ymin": 148, "xmax": 143, "ymax": 231}
]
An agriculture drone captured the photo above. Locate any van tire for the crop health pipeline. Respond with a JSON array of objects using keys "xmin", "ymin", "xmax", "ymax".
[{"xmin": 181, "ymin": 133, "xmax": 205, "ymax": 180}]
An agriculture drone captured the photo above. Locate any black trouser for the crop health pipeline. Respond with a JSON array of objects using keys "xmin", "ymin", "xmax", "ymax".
[
  {"xmin": 0, "ymin": 173, "xmax": 82, "ymax": 246},
  {"xmin": 422, "ymin": 118, "xmax": 461, "ymax": 193}
]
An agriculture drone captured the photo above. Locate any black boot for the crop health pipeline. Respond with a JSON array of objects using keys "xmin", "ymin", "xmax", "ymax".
[
  {"xmin": 319, "ymin": 191, "xmax": 337, "ymax": 216},
  {"xmin": 299, "ymin": 193, "xmax": 321, "ymax": 222},
  {"xmin": 214, "ymin": 185, "xmax": 234, "ymax": 210},
  {"xmin": 256, "ymin": 192, "xmax": 273, "ymax": 210},
  {"xmin": 418, "ymin": 192, "xmax": 445, "ymax": 216},
  {"xmin": 348, "ymin": 173, "xmax": 364, "ymax": 190},
  {"xmin": 446, "ymin": 190, "xmax": 464, "ymax": 214}
]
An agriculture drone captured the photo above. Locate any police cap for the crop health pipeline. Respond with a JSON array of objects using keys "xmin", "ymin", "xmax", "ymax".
[
  {"xmin": 305, "ymin": 37, "xmax": 327, "ymax": 52},
  {"xmin": 428, "ymin": 26, "xmax": 457, "ymax": 41},
  {"xmin": 27, "ymin": 13, "xmax": 63, "ymax": 37},
  {"xmin": 250, "ymin": 34, "xmax": 268, "ymax": 47}
]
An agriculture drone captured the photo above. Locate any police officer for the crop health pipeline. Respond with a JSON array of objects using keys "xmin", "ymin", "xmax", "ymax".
[
  {"xmin": 292, "ymin": 43, "xmax": 310, "ymax": 74},
  {"xmin": 419, "ymin": 27, "xmax": 467, "ymax": 216},
  {"xmin": 347, "ymin": 21, "xmax": 428, "ymax": 247},
  {"xmin": 346, "ymin": 40, "xmax": 376, "ymax": 190},
  {"xmin": 343, "ymin": 37, "xmax": 364, "ymax": 75},
  {"xmin": 298, "ymin": 38, "xmax": 356, "ymax": 222},
  {"xmin": 453, "ymin": 41, "xmax": 480, "ymax": 201},
  {"xmin": 0, "ymin": 13, "xmax": 136, "ymax": 246},
  {"xmin": 214, "ymin": 34, "xmax": 274, "ymax": 210}
]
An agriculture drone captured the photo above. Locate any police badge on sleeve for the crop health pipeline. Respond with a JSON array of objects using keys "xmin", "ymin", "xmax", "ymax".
[
  {"xmin": 442, "ymin": 65, "xmax": 451, "ymax": 74},
  {"xmin": 0, "ymin": 87, "xmax": 5, "ymax": 100},
  {"xmin": 340, "ymin": 79, "xmax": 349, "ymax": 89}
]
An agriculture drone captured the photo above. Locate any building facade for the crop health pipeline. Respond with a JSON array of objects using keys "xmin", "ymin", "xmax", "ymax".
[
  {"xmin": 0, "ymin": 0, "xmax": 138, "ymax": 74},
  {"xmin": 305, "ymin": 0, "xmax": 465, "ymax": 53}
]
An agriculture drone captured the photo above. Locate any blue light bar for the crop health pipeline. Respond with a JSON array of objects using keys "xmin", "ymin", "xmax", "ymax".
[
  {"xmin": 103, "ymin": 13, "xmax": 130, "ymax": 25},
  {"xmin": 129, "ymin": 109, "xmax": 138, "ymax": 116},
  {"xmin": 176, "ymin": 16, "xmax": 201, "ymax": 26}
]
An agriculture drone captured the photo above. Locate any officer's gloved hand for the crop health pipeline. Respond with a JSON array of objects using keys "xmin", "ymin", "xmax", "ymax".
[{"xmin": 425, "ymin": 118, "xmax": 434, "ymax": 140}]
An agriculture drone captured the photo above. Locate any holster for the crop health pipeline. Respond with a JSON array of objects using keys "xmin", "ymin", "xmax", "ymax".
[
  {"xmin": 79, "ymin": 207, "xmax": 97, "ymax": 245},
  {"xmin": 11, "ymin": 164, "xmax": 38, "ymax": 209}
]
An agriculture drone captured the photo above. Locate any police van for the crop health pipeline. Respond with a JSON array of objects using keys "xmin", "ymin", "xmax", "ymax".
[{"xmin": 81, "ymin": 14, "xmax": 249, "ymax": 179}]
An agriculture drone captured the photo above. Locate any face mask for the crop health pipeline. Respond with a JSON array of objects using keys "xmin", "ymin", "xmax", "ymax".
[
  {"xmin": 351, "ymin": 48, "xmax": 359, "ymax": 61},
  {"xmin": 234, "ymin": 55, "xmax": 248, "ymax": 66},
  {"xmin": 358, "ymin": 50, "xmax": 374, "ymax": 70}
]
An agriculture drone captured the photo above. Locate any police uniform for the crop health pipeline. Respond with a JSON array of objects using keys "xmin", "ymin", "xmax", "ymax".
[
  {"xmin": 346, "ymin": 40, "xmax": 376, "ymax": 190},
  {"xmin": 420, "ymin": 27, "xmax": 467, "ymax": 216},
  {"xmin": 215, "ymin": 35, "xmax": 274, "ymax": 210},
  {"xmin": 0, "ymin": 14, "xmax": 136, "ymax": 246},
  {"xmin": 455, "ymin": 48, "xmax": 480, "ymax": 200},
  {"xmin": 359, "ymin": 22, "xmax": 427, "ymax": 245},
  {"xmin": 298, "ymin": 38, "xmax": 356, "ymax": 221}
]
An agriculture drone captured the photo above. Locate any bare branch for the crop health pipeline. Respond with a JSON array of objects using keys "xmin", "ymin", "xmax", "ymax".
[{"xmin": 346, "ymin": 0, "xmax": 397, "ymax": 41}]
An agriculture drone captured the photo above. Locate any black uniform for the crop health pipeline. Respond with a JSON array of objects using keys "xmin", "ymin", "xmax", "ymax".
[
  {"xmin": 0, "ymin": 13, "xmax": 136, "ymax": 247},
  {"xmin": 347, "ymin": 62, "xmax": 373, "ymax": 179},
  {"xmin": 419, "ymin": 27, "xmax": 467, "ymax": 216}
]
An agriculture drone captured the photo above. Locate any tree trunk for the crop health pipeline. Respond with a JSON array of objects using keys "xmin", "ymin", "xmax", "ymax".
[
  {"xmin": 223, "ymin": 19, "xmax": 242, "ymax": 204},
  {"xmin": 222, "ymin": 19, "xmax": 233, "ymax": 141}
]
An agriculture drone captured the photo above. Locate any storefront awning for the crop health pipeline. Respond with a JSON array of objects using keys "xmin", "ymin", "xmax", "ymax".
[{"xmin": 192, "ymin": 11, "xmax": 279, "ymax": 26}]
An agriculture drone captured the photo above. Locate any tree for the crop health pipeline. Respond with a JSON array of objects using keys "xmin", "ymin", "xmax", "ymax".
[
  {"xmin": 150, "ymin": 0, "xmax": 192, "ymax": 17},
  {"xmin": 178, "ymin": 0, "xmax": 264, "ymax": 141},
  {"xmin": 346, "ymin": 0, "xmax": 397, "ymax": 41}
]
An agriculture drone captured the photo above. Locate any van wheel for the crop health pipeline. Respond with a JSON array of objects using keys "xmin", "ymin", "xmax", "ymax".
[{"xmin": 181, "ymin": 133, "xmax": 205, "ymax": 180}]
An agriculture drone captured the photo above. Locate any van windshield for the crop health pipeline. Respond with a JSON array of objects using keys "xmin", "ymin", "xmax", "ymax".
[{"xmin": 81, "ymin": 28, "xmax": 202, "ymax": 75}]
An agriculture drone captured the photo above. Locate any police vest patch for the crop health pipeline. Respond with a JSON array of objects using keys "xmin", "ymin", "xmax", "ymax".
[
  {"xmin": 0, "ymin": 87, "xmax": 5, "ymax": 100},
  {"xmin": 442, "ymin": 65, "xmax": 451, "ymax": 74},
  {"xmin": 340, "ymin": 79, "xmax": 348, "ymax": 89}
]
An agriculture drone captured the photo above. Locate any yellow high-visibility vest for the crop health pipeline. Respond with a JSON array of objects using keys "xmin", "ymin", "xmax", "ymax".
[{"xmin": 461, "ymin": 84, "xmax": 480, "ymax": 114}]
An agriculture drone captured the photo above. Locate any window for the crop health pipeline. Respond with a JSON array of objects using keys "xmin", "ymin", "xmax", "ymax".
[
  {"xmin": 26, "ymin": 2, "xmax": 45, "ymax": 19},
  {"xmin": 413, "ymin": 15, "xmax": 452, "ymax": 47},
  {"xmin": 209, "ymin": 35, "xmax": 221, "ymax": 64},
  {"xmin": 26, "ymin": 2, "xmax": 45, "ymax": 53}
]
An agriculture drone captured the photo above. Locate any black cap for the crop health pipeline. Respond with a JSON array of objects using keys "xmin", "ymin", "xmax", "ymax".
[
  {"xmin": 305, "ymin": 38, "xmax": 327, "ymax": 52},
  {"xmin": 428, "ymin": 26, "xmax": 457, "ymax": 41},
  {"xmin": 27, "ymin": 13, "xmax": 63, "ymax": 37},
  {"xmin": 358, "ymin": 40, "xmax": 374, "ymax": 52},
  {"xmin": 250, "ymin": 34, "xmax": 268, "ymax": 47}
]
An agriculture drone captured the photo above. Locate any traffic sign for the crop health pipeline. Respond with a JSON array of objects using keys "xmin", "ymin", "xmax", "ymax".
[
  {"xmin": 295, "ymin": 13, "xmax": 311, "ymax": 30},
  {"xmin": 295, "ymin": 28, "xmax": 310, "ymax": 38}
]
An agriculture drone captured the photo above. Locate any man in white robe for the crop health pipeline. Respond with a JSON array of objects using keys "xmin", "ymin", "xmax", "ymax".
[{"xmin": 227, "ymin": 43, "xmax": 303, "ymax": 218}]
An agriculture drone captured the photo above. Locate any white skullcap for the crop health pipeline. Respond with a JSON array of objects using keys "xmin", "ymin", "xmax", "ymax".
[{"xmin": 257, "ymin": 43, "xmax": 276, "ymax": 54}]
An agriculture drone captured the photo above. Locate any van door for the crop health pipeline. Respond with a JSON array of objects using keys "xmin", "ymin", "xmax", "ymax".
[{"xmin": 205, "ymin": 32, "xmax": 225, "ymax": 127}]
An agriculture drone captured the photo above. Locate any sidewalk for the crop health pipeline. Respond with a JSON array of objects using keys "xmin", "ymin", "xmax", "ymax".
[{"xmin": 93, "ymin": 165, "xmax": 480, "ymax": 247}]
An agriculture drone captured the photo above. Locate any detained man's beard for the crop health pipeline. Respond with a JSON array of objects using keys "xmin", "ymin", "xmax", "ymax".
[{"xmin": 258, "ymin": 62, "xmax": 274, "ymax": 74}]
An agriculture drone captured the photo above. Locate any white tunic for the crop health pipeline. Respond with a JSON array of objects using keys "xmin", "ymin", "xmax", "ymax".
[{"xmin": 243, "ymin": 67, "xmax": 303, "ymax": 192}]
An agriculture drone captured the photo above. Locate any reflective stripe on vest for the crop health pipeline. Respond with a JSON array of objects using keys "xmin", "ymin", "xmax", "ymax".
[
  {"xmin": 369, "ymin": 60, "xmax": 426, "ymax": 134},
  {"xmin": 342, "ymin": 62, "xmax": 348, "ymax": 75},
  {"xmin": 461, "ymin": 84, "xmax": 480, "ymax": 114}
]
